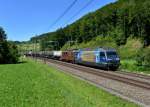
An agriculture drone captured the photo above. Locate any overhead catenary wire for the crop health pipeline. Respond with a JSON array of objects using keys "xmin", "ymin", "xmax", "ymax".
[
  {"xmin": 64, "ymin": 0, "xmax": 94, "ymax": 48},
  {"xmin": 49, "ymin": 0, "xmax": 78, "ymax": 29},
  {"xmin": 65, "ymin": 0, "xmax": 94, "ymax": 24}
]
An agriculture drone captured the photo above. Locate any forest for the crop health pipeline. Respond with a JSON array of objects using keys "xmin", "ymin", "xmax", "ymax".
[{"xmin": 31, "ymin": 0, "xmax": 150, "ymax": 49}]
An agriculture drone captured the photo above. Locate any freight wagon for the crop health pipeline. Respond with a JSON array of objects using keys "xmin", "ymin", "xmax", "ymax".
[
  {"xmin": 60, "ymin": 50, "xmax": 78, "ymax": 63},
  {"xmin": 53, "ymin": 51, "xmax": 62, "ymax": 59}
]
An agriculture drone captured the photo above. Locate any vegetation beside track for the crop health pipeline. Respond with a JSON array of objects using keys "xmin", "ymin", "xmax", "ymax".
[
  {"xmin": 120, "ymin": 60, "xmax": 150, "ymax": 74},
  {"xmin": 17, "ymin": 43, "xmax": 40, "ymax": 52},
  {"xmin": 0, "ymin": 58, "xmax": 138, "ymax": 107}
]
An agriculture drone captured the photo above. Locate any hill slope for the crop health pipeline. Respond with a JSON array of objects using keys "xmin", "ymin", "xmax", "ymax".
[{"xmin": 31, "ymin": 0, "xmax": 150, "ymax": 50}]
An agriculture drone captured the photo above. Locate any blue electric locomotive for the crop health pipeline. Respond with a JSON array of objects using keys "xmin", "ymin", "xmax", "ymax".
[{"xmin": 75, "ymin": 48, "xmax": 120, "ymax": 70}]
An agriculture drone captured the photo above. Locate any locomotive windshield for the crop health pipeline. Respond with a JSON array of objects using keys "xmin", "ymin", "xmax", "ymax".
[
  {"xmin": 106, "ymin": 51, "xmax": 118, "ymax": 58},
  {"xmin": 100, "ymin": 52, "xmax": 105, "ymax": 57}
]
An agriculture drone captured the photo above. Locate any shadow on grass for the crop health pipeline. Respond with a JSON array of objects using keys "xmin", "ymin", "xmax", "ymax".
[
  {"xmin": 0, "ymin": 61, "xmax": 28, "ymax": 65},
  {"xmin": 17, "ymin": 61, "xmax": 28, "ymax": 64}
]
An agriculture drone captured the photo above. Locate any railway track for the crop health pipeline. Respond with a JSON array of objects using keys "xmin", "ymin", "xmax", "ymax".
[
  {"xmin": 40, "ymin": 58, "xmax": 150, "ymax": 90},
  {"xmin": 34, "ymin": 57, "xmax": 150, "ymax": 90},
  {"xmin": 32, "ymin": 57, "xmax": 150, "ymax": 106},
  {"xmin": 116, "ymin": 71, "xmax": 150, "ymax": 80}
]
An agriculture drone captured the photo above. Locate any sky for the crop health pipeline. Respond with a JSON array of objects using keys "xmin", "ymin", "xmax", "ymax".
[{"xmin": 0, "ymin": 0, "xmax": 116, "ymax": 41}]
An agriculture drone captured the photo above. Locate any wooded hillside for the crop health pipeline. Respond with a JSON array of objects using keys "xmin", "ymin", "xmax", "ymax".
[{"xmin": 31, "ymin": 0, "xmax": 150, "ymax": 50}]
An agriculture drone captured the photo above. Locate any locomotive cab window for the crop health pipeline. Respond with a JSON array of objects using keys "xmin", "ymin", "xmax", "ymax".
[{"xmin": 106, "ymin": 52, "xmax": 117, "ymax": 58}]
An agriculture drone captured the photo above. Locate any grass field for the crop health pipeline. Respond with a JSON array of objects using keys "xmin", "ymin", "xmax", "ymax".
[{"xmin": 0, "ymin": 59, "xmax": 139, "ymax": 107}]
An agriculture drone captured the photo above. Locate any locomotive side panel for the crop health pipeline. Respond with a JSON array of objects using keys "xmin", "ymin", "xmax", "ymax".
[{"xmin": 80, "ymin": 51, "xmax": 96, "ymax": 63}]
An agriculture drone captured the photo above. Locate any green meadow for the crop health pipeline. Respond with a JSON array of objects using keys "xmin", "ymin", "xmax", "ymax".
[{"xmin": 0, "ymin": 59, "xmax": 138, "ymax": 107}]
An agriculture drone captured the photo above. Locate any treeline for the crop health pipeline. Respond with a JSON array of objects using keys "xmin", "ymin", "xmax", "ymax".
[
  {"xmin": 0, "ymin": 27, "xmax": 19, "ymax": 64},
  {"xmin": 31, "ymin": 0, "xmax": 150, "ymax": 50}
]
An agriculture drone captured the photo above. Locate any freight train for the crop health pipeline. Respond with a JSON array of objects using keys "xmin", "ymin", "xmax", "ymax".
[{"xmin": 26, "ymin": 47, "xmax": 120, "ymax": 70}]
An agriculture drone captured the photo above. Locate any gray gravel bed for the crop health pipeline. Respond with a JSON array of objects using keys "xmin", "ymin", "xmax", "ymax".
[{"xmin": 46, "ymin": 61, "xmax": 150, "ymax": 107}]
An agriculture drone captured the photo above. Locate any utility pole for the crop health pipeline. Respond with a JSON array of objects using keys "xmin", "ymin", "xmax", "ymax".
[
  {"xmin": 35, "ymin": 35, "xmax": 38, "ymax": 62},
  {"xmin": 68, "ymin": 40, "xmax": 75, "ymax": 50},
  {"xmin": 47, "ymin": 41, "xmax": 59, "ymax": 50},
  {"xmin": 75, "ymin": 39, "xmax": 78, "ymax": 49},
  {"xmin": 32, "ymin": 39, "xmax": 34, "ymax": 59}
]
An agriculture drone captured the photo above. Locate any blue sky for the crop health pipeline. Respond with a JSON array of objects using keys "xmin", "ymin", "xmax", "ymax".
[{"xmin": 0, "ymin": 0, "xmax": 116, "ymax": 41}]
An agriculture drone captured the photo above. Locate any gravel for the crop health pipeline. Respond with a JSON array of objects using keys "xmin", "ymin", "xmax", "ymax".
[{"xmin": 45, "ymin": 61, "xmax": 150, "ymax": 107}]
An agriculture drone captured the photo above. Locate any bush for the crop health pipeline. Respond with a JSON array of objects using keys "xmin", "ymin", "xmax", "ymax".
[
  {"xmin": 143, "ymin": 48, "xmax": 150, "ymax": 66},
  {"xmin": 135, "ymin": 49, "xmax": 144, "ymax": 66},
  {"xmin": 0, "ymin": 41, "xmax": 19, "ymax": 64},
  {"xmin": 0, "ymin": 27, "xmax": 19, "ymax": 64},
  {"xmin": 118, "ymin": 38, "xmax": 143, "ymax": 59},
  {"xmin": 135, "ymin": 48, "xmax": 150, "ymax": 66}
]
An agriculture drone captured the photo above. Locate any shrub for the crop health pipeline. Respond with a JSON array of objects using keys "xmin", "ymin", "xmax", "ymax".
[
  {"xmin": 118, "ymin": 38, "xmax": 143, "ymax": 59},
  {"xmin": 0, "ymin": 41, "xmax": 20, "ymax": 64},
  {"xmin": 0, "ymin": 27, "xmax": 19, "ymax": 64},
  {"xmin": 135, "ymin": 49, "xmax": 144, "ymax": 66},
  {"xmin": 135, "ymin": 48, "xmax": 150, "ymax": 66},
  {"xmin": 143, "ymin": 48, "xmax": 150, "ymax": 66}
]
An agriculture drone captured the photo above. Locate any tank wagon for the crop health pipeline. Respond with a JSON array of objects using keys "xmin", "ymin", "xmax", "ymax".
[
  {"xmin": 75, "ymin": 48, "xmax": 120, "ymax": 70},
  {"xmin": 37, "ymin": 51, "xmax": 44, "ymax": 57},
  {"xmin": 53, "ymin": 51, "xmax": 62, "ymax": 59},
  {"xmin": 45, "ymin": 51, "xmax": 53, "ymax": 58}
]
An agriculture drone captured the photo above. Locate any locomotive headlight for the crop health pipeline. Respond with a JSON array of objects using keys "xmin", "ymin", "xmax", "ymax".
[
  {"xmin": 107, "ymin": 58, "xmax": 112, "ymax": 62},
  {"xmin": 116, "ymin": 58, "xmax": 120, "ymax": 60},
  {"xmin": 107, "ymin": 58, "xmax": 112, "ymax": 61}
]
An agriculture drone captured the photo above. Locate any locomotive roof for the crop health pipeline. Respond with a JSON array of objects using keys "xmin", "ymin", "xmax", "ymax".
[{"xmin": 79, "ymin": 47, "xmax": 116, "ymax": 51}]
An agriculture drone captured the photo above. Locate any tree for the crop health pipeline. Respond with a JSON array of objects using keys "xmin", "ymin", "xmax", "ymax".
[
  {"xmin": 0, "ymin": 27, "xmax": 6, "ymax": 41},
  {"xmin": 0, "ymin": 27, "xmax": 19, "ymax": 64}
]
